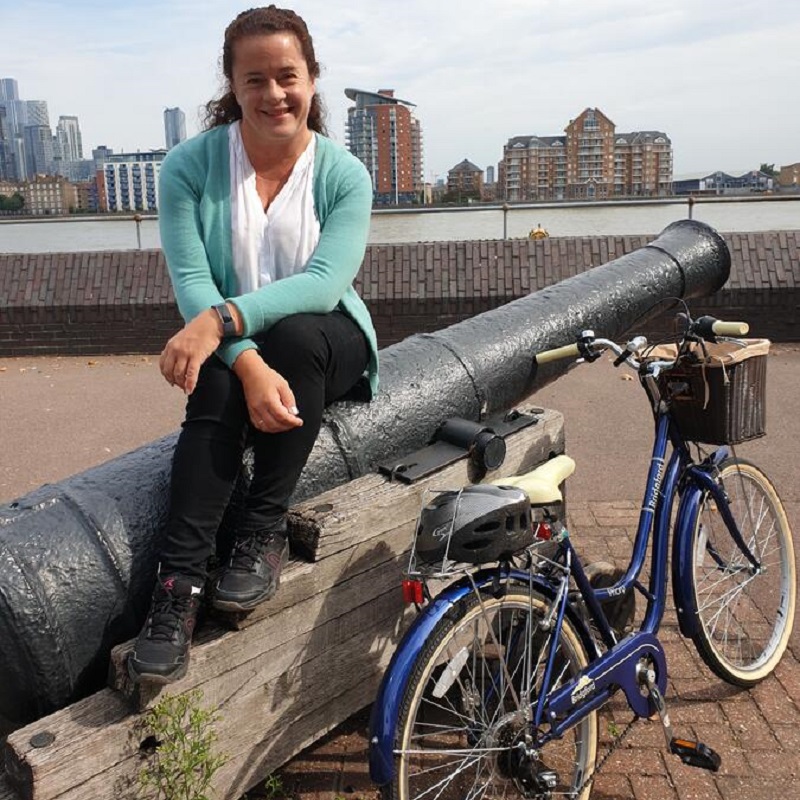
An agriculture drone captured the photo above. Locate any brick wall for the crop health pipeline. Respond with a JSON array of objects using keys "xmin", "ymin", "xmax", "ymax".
[{"xmin": 0, "ymin": 231, "xmax": 797, "ymax": 357}]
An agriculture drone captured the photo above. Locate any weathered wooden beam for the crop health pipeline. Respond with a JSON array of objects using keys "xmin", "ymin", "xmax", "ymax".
[{"xmin": 3, "ymin": 407, "xmax": 564, "ymax": 800}]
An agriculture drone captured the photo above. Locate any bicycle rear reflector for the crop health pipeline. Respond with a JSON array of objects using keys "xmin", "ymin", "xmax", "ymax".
[{"xmin": 402, "ymin": 579, "xmax": 424, "ymax": 605}]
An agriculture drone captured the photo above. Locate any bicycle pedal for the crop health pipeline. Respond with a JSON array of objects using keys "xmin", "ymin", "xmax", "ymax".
[{"xmin": 669, "ymin": 737, "xmax": 721, "ymax": 772}]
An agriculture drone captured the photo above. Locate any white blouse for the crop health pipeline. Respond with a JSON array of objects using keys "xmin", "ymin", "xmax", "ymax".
[{"xmin": 229, "ymin": 122, "xmax": 320, "ymax": 295}]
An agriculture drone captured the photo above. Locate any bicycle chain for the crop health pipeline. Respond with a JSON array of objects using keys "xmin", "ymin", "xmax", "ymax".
[{"xmin": 572, "ymin": 713, "xmax": 639, "ymax": 798}]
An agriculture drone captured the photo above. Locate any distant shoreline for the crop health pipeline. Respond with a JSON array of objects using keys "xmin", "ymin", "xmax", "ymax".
[{"xmin": 1, "ymin": 192, "xmax": 798, "ymax": 224}]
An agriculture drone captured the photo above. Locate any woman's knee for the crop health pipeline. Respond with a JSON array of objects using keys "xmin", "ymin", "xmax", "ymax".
[
  {"xmin": 184, "ymin": 356, "xmax": 248, "ymax": 431},
  {"xmin": 258, "ymin": 315, "xmax": 328, "ymax": 373}
]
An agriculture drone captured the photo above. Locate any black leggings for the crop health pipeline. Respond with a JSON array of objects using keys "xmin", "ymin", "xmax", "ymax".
[{"xmin": 159, "ymin": 311, "xmax": 369, "ymax": 580}]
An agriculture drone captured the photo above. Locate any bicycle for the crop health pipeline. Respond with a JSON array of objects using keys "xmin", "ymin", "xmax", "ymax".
[{"xmin": 368, "ymin": 311, "xmax": 796, "ymax": 799}]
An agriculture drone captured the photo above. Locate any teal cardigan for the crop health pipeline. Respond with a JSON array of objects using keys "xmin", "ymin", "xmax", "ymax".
[{"xmin": 158, "ymin": 125, "xmax": 379, "ymax": 395}]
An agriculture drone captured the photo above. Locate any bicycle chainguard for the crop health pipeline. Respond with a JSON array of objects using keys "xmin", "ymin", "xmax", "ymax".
[{"xmin": 669, "ymin": 738, "xmax": 721, "ymax": 772}]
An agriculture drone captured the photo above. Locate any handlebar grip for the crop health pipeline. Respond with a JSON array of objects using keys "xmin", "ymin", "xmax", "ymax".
[
  {"xmin": 712, "ymin": 320, "xmax": 749, "ymax": 337},
  {"xmin": 535, "ymin": 343, "xmax": 581, "ymax": 364}
]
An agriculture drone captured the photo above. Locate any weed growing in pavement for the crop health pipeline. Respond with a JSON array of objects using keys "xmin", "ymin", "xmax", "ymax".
[
  {"xmin": 259, "ymin": 773, "xmax": 286, "ymax": 799},
  {"xmin": 137, "ymin": 689, "xmax": 226, "ymax": 800}
]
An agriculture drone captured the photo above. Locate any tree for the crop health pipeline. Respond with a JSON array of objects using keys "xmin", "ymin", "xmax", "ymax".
[
  {"xmin": 0, "ymin": 192, "xmax": 24, "ymax": 212},
  {"xmin": 760, "ymin": 163, "xmax": 777, "ymax": 176}
]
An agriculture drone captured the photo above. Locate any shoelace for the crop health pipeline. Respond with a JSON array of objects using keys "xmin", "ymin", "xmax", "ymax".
[
  {"xmin": 228, "ymin": 532, "xmax": 273, "ymax": 572},
  {"xmin": 147, "ymin": 591, "xmax": 194, "ymax": 642}
]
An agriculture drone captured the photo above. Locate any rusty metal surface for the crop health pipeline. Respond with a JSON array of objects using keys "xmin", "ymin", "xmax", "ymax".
[{"xmin": 0, "ymin": 220, "xmax": 730, "ymax": 724}]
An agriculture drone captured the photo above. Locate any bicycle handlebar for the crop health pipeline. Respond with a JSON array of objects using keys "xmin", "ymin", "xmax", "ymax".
[
  {"xmin": 711, "ymin": 320, "xmax": 749, "ymax": 337},
  {"xmin": 534, "ymin": 315, "xmax": 751, "ymax": 372},
  {"xmin": 535, "ymin": 343, "xmax": 581, "ymax": 364}
]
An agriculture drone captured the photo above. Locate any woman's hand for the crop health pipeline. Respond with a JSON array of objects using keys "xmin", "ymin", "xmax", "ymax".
[
  {"xmin": 233, "ymin": 350, "xmax": 303, "ymax": 433},
  {"xmin": 160, "ymin": 308, "xmax": 222, "ymax": 394}
]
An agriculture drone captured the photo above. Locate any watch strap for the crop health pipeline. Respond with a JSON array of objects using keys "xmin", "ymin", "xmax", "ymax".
[{"xmin": 212, "ymin": 303, "xmax": 237, "ymax": 338}]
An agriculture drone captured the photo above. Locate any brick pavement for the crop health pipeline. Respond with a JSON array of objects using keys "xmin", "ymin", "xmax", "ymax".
[
  {"xmin": 266, "ymin": 500, "xmax": 800, "ymax": 800},
  {"xmin": 1, "ymin": 351, "xmax": 797, "ymax": 800}
]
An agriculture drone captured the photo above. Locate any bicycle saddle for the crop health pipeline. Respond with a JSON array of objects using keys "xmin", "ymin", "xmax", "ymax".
[{"xmin": 491, "ymin": 454, "xmax": 575, "ymax": 505}]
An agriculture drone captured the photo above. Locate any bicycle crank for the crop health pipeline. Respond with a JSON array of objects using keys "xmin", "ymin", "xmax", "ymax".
[{"xmin": 638, "ymin": 662, "xmax": 721, "ymax": 772}]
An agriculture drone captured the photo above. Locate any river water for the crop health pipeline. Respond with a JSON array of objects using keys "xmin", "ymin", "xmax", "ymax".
[{"xmin": 0, "ymin": 197, "xmax": 798, "ymax": 254}]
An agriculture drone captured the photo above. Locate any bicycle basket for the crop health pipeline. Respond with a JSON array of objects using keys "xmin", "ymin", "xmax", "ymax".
[{"xmin": 652, "ymin": 338, "xmax": 770, "ymax": 445}]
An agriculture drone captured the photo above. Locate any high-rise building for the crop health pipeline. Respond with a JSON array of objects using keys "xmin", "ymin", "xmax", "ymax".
[
  {"xmin": 500, "ymin": 108, "xmax": 672, "ymax": 201},
  {"xmin": 0, "ymin": 79, "xmax": 19, "ymax": 103},
  {"xmin": 25, "ymin": 100, "xmax": 49, "ymax": 128},
  {"xmin": 23, "ymin": 124, "xmax": 54, "ymax": 176},
  {"xmin": 164, "ymin": 107, "xmax": 186, "ymax": 150},
  {"xmin": 56, "ymin": 116, "xmax": 83, "ymax": 161},
  {"xmin": 0, "ymin": 79, "xmax": 26, "ymax": 179},
  {"xmin": 344, "ymin": 88, "xmax": 423, "ymax": 205}
]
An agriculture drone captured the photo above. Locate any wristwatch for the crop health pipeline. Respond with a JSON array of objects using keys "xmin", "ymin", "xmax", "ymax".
[{"xmin": 211, "ymin": 303, "xmax": 237, "ymax": 338}]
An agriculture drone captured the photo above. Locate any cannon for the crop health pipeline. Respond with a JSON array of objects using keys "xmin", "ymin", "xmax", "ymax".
[{"xmin": 0, "ymin": 220, "xmax": 730, "ymax": 724}]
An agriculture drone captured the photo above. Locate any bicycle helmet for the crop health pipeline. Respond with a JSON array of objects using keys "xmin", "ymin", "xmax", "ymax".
[{"xmin": 415, "ymin": 484, "xmax": 533, "ymax": 565}]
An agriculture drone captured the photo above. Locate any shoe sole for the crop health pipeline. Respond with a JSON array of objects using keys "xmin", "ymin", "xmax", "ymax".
[
  {"xmin": 212, "ymin": 545, "xmax": 289, "ymax": 613},
  {"xmin": 127, "ymin": 654, "xmax": 189, "ymax": 685}
]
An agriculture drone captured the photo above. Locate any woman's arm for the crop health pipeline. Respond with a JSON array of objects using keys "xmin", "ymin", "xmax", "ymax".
[{"xmin": 158, "ymin": 149, "xmax": 258, "ymax": 389}]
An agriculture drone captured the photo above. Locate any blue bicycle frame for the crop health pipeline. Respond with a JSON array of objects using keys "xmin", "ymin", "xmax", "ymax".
[{"xmin": 369, "ymin": 400, "xmax": 761, "ymax": 785}]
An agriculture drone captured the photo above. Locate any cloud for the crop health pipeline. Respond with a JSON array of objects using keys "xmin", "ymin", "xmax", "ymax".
[{"xmin": 3, "ymin": 0, "xmax": 799, "ymax": 173}]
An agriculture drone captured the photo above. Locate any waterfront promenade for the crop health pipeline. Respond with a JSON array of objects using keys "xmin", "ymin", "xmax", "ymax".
[{"xmin": 1, "ymin": 344, "xmax": 798, "ymax": 799}]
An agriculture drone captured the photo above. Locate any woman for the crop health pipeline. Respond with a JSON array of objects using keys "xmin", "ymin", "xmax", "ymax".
[{"xmin": 128, "ymin": 6, "xmax": 378, "ymax": 684}]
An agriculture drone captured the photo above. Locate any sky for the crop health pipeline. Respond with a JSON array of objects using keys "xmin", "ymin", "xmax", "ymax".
[{"xmin": 3, "ymin": 0, "xmax": 800, "ymax": 180}]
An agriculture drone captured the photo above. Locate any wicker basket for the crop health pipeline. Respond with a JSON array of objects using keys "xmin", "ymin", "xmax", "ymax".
[{"xmin": 652, "ymin": 339, "xmax": 770, "ymax": 445}]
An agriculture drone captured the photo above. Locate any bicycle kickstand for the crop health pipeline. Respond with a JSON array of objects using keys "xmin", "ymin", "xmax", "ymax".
[{"xmin": 637, "ymin": 664, "xmax": 721, "ymax": 772}]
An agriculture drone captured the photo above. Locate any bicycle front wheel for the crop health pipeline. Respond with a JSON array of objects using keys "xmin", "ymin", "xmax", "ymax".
[
  {"xmin": 690, "ymin": 458, "xmax": 796, "ymax": 686},
  {"xmin": 387, "ymin": 588, "xmax": 598, "ymax": 800}
]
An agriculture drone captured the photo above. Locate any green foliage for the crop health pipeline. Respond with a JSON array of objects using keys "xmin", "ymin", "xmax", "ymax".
[
  {"xmin": 607, "ymin": 719, "xmax": 621, "ymax": 739},
  {"xmin": 0, "ymin": 192, "xmax": 24, "ymax": 212},
  {"xmin": 259, "ymin": 774, "xmax": 286, "ymax": 799},
  {"xmin": 760, "ymin": 163, "xmax": 777, "ymax": 176},
  {"xmin": 138, "ymin": 690, "xmax": 226, "ymax": 800}
]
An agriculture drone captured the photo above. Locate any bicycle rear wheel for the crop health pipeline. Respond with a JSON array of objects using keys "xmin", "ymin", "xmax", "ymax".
[
  {"xmin": 386, "ymin": 588, "xmax": 597, "ymax": 800},
  {"xmin": 690, "ymin": 458, "xmax": 796, "ymax": 686}
]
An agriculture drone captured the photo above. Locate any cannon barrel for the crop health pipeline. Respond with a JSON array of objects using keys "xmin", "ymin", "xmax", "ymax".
[{"xmin": 0, "ymin": 220, "xmax": 730, "ymax": 723}]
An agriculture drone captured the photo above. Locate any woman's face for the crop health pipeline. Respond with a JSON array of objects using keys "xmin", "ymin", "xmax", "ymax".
[{"xmin": 231, "ymin": 32, "xmax": 315, "ymax": 153}]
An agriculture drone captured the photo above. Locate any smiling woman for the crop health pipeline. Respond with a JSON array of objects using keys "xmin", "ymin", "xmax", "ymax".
[{"xmin": 126, "ymin": 5, "xmax": 379, "ymax": 686}]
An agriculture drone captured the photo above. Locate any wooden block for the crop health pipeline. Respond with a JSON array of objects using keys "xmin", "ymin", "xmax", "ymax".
[{"xmin": 3, "ymin": 407, "xmax": 564, "ymax": 800}]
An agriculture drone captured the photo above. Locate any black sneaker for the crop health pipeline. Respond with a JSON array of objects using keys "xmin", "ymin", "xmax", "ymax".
[
  {"xmin": 213, "ymin": 528, "xmax": 289, "ymax": 612},
  {"xmin": 128, "ymin": 574, "xmax": 203, "ymax": 684}
]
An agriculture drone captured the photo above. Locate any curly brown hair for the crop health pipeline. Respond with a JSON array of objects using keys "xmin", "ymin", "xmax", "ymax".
[{"xmin": 204, "ymin": 5, "xmax": 327, "ymax": 135}]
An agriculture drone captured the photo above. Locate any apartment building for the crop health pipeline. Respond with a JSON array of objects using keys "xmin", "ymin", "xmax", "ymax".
[
  {"xmin": 501, "ymin": 108, "xmax": 672, "ymax": 201},
  {"xmin": 344, "ymin": 88, "xmax": 423, "ymax": 205},
  {"xmin": 778, "ymin": 163, "xmax": 800, "ymax": 189},
  {"xmin": 101, "ymin": 150, "xmax": 166, "ymax": 211},
  {"xmin": 446, "ymin": 159, "xmax": 484, "ymax": 201},
  {"xmin": 21, "ymin": 174, "xmax": 78, "ymax": 215}
]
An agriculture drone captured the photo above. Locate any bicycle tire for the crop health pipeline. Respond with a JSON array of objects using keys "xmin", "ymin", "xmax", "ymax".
[
  {"xmin": 384, "ymin": 588, "xmax": 598, "ymax": 800},
  {"xmin": 689, "ymin": 458, "xmax": 796, "ymax": 686}
]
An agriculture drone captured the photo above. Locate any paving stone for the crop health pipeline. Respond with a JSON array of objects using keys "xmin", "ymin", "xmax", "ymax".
[
  {"xmin": 630, "ymin": 773, "xmax": 679, "ymax": 800},
  {"xmin": 663, "ymin": 756, "xmax": 724, "ymax": 800},
  {"xmin": 603, "ymin": 745, "xmax": 668, "ymax": 776},
  {"xmin": 750, "ymin": 675, "xmax": 800, "ymax": 725},
  {"xmin": 591, "ymin": 772, "xmax": 634, "ymax": 799},
  {"xmin": 720, "ymin": 701, "xmax": 779, "ymax": 749},
  {"xmin": 743, "ymin": 748, "xmax": 800, "ymax": 778},
  {"xmin": 715, "ymin": 776, "xmax": 800, "ymax": 800}
]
